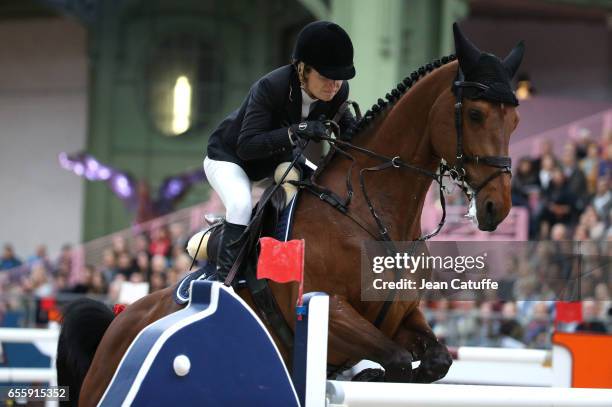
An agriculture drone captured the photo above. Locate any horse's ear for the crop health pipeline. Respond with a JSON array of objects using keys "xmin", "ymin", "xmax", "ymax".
[
  {"xmin": 503, "ymin": 40, "xmax": 525, "ymax": 79},
  {"xmin": 453, "ymin": 22, "xmax": 481, "ymax": 74}
]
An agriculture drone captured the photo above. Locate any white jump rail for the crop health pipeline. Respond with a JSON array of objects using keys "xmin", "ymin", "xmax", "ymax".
[
  {"xmin": 0, "ymin": 368, "xmax": 56, "ymax": 382},
  {"xmin": 326, "ymin": 381, "xmax": 612, "ymax": 407},
  {"xmin": 0, "ymin": 326, "xmax": 59, "ymax": 407},
  {"xmin": 455, "ymin": 346, "xmax": 550, "ymax": 364},
  {"xmin": 0, "ymin": 328, "xmax": 58, "ymax": 343}
]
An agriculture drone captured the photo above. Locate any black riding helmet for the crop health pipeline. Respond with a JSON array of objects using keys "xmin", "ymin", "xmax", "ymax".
[{"xmin": 292, "ymin": 21, "xmax": 355, "ymax": 80}]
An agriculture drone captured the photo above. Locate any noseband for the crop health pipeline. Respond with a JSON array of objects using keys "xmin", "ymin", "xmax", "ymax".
[{"xmin": 448, "ymin": 69, "xmax": 512, "ymax": 196}]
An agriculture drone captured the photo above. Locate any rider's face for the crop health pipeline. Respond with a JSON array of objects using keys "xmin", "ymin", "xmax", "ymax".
[{"xmin": 304, "ymin": 68, "xmax": 343, "ymax": 102}]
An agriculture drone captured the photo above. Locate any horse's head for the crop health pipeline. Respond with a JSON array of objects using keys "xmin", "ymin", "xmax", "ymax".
[{"xmin": 430, "ymin": 24, "xmax": 524, "ymax": 231}]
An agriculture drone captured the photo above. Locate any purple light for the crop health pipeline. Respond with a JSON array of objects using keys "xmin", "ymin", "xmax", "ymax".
[
  {"xmin": 85, "ymin": 156, "xmax": 99, "ymax": 171},
  {"xmin": 58, "ymin": 152, "xmax": 74, "ymax": 170},
  {"xmin": 73, "ymin": 163, "xmax": 84, "ymax": 176},
  {"xmin": 112, "ymin": 175, "xmax": 132, "ymax": 199},
  {"xmin": 98, "ymin": 167, "xmax": 112, "ymax": 180},
  {"xmin": 166, "ymin": 179, "xmax": 184, "ymax": 198}
]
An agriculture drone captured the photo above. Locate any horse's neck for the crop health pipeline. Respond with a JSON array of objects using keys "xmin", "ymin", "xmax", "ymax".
[{"xmin": 348, "ymin": 64, "xmax": 454, "ymax": 240}]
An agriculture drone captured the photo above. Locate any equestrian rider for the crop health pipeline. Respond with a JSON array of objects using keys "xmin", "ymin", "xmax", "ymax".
[{"xmin": 203, "ymin": 21, "xmax": 357, "ymax": 281}]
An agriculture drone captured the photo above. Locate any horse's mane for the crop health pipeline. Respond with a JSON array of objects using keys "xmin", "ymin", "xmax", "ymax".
[{"xmin": 350, "ymin": 54, "xmax": 457, "ymax": 137}]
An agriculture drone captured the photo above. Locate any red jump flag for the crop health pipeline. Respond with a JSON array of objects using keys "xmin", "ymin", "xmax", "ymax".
[
  {"xmin": 257, "ymin": 237, "xmax": 305, "ymax": 283},
  {"xmin": 555, "ymin": 301, "xmax": 582, "ymax": 324},
  {"xmin": 257, "ymin": 237, "xmax": 306, "ymax": 316}
]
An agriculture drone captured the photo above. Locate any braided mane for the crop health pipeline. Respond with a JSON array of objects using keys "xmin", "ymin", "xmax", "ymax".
[{"xmin": 350, "ymin": 54, "xmax": 457, "ymax": 135}]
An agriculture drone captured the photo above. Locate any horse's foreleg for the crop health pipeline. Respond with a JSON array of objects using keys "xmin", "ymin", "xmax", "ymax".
[
  {"xmin": 328, "ymin": 295, "xmax": 414, "ymax": 382},
  {"xmin": 392, "ymin": 306, "xmax": 452, "ymax": 383}
]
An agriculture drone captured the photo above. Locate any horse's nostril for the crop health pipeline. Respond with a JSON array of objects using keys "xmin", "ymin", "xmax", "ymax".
[{"xmin": 486, "ymin": 201, "xmax": 495, "ymax": 216}]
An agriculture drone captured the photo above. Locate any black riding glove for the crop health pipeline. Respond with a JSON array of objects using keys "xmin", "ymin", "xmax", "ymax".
[{"xmin": 289, "ymin": 121, "xmax": 328, "ymax": 143}]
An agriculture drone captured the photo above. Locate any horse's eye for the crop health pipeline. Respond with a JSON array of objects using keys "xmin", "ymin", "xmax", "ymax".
[{"xmin": 469, "ymin": 109, "xmax": 483, "ymax": 123}]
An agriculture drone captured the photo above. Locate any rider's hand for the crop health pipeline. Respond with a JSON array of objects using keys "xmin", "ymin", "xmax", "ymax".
[{"xmin": 289, "ymin": 121, "xmax": 328, "ymax": 143}]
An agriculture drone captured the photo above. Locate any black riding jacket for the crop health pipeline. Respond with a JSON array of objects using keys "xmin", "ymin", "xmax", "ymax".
[{"xmin": 206, "ymin": 64, "xmax": 355, "ymax": 181}]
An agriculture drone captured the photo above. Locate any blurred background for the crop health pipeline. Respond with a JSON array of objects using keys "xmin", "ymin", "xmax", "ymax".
[{"xmin": 0, "ymin": 0, "xmax": 610, "ymax": 358}]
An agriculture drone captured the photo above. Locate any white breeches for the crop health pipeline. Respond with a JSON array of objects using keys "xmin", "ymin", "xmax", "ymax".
[{"xmin": 203, "ymin": 156, "xmax": 266, "ymax": 226}]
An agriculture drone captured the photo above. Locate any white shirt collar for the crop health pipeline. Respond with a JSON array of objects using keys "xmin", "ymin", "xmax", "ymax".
[{"xmin": 301, "ymin": 88, "xmax": 318, "ymax": 104}]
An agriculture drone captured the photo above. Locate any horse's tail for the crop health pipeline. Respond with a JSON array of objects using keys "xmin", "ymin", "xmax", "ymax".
[{"xmin": 57, "ymin": 298, "xmax": 115, "ymax": 406}]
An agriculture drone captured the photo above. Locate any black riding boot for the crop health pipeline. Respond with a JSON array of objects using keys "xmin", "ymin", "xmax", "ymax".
[{"xmin": 214, "ymin": 221, "xmax": 247, "ymax": 282}]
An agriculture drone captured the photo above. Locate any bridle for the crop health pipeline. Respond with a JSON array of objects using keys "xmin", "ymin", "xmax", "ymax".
[{"xmin": 447, "ymin": 68, "xmax": 512, "ymax": 197}]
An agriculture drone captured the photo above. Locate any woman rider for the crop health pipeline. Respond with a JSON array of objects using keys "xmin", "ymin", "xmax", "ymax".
[{"xmin": 203, "ymin": 21, "xmax": 357, "ymax": 281}]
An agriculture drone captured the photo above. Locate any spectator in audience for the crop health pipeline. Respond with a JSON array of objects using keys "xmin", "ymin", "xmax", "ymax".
[
  {"xmin": 598, "ymin": 144, "xmax": 612, "ymax": 179},
  {"xmin": 111, "ymin": 235, "xmax": 129, "ymax": 257},
  {"xmin": 594, "ymin": 283, "xmax": 611, "ymax": 320},
  {"xmin": 55, "ymin": 244, "xmax": 73, "ymax": 278},
  {"xmin": 172, "ymin": 253, "xmax": 192, "ymax": 276},
  {"xmin": 71, "ymin": 265, "xmax": 95, "ymax": 294},
  {"xmin": 150, "ymin": 272, "xmax": 167, "ymax": 292},
  {"xmin": 116, "ymin": 251, "xmax": 137, "ymax": 279},
  {"xmin": 150, "ymin": 254, "xmax": 168, "ymax": 275},
  {"xmin": 580, "ymin": 206, "xmax": 606, "ymax": 241},
  {"xmin": 130, "ymin": 271, "xmax": 145, "ymax": 283},
  {"xmin": 511, "ymin": 157, "xmax": 539, "ymax": 207},
  {"xmin": 575, "ymin": 299, "xmax": 607, "ymax": 333},
  {"xmin": 561, "ymin": 144, "xmax": 588, "ymax": 215},
  {"xmin": 550, "ymin": 223, "xmax": 568, "ymax": 241},
  {"xmin": 428, "ymin": 299, "xmax": 455, "ymax": 346},
  {"xmin": 27, "ymin": 245, "xmax": 52, "ymax": 273},
  {"xmin": 54, "ymin": 273, "xmax": 71, "ymax": 294},
  {"xmin": 475, "ymin": 302, "xmax": 498, "ymax": 346},
  {"xmin": 90, "ymin": 268, "xmax": 108, "ymax": 294},
  {"xmin": 169, "ymin": 223, "xmax": 187, "ymax": 251},
  {"xmin": 454, "ymin": 301, "xmax": 479, "ymax": 346},
  {"xmin": 499, "ymin": 301, "xmax": 525, "ymax": 348},
  {"xmin": 101, "ymin": 248, "xmax": 117, "ymax": 284},
  {"xmin": 108, "ymin": 274, "xmax": 126, "ymax": 304},
  {"xmin": 532, "ymin": 139, "xmax": 554, "ymax": 173},
  {"xmin": 592, "ymin": 178, "xmax": 611, "ymax": 220},
  {"xmin": 537, "ymin": 154, "xmax": 556, "ymax": 190},
  {"xmin": 537, "ymin": 167, "xmax": 575, "ymax": 237},
  {"xmin": 524, "ymin": 302, "xmax": 551, "ymax": 348},
  {"xmin": 133, "ymin": 233, "xmax": 150, "ymax": 254},
  {"xmin": 573, "ymin": 224, "xmax": 589, "ymax": 240},
  {"xmin": 135, "ymin": 251, "xmax": 151, "ymax": 277},
  {"xmin": 166, "ymin": 269, "xmax": 179, "ymax": 286},
  {"xmin": 22, "ymin": 262, "xmax": 53, "ymax": 297},
  {"xmin": 574, "ymin": 128, "xmax": 592, "ymax": 160},
  {"xmin": 580, "ymin": 142, "xmax": 601, "ymax": 194},
  {"xmin": 149, "ymin": 227, "xmax": 171, "ymax": 257},
  {"xmin": 1, "ymin": 244, "xmax": 22, "ymax": 270}
]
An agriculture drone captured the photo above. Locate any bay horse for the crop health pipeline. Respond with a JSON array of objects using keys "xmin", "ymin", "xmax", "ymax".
[{"xmin": 58, "ymin": 24, "xmax": 524, "ymax": 406}]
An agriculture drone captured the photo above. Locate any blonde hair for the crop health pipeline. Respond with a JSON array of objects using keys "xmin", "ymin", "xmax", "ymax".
[{"xmin": 295, "ymin": 61, "xmax": 313, "ymax": 87}]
